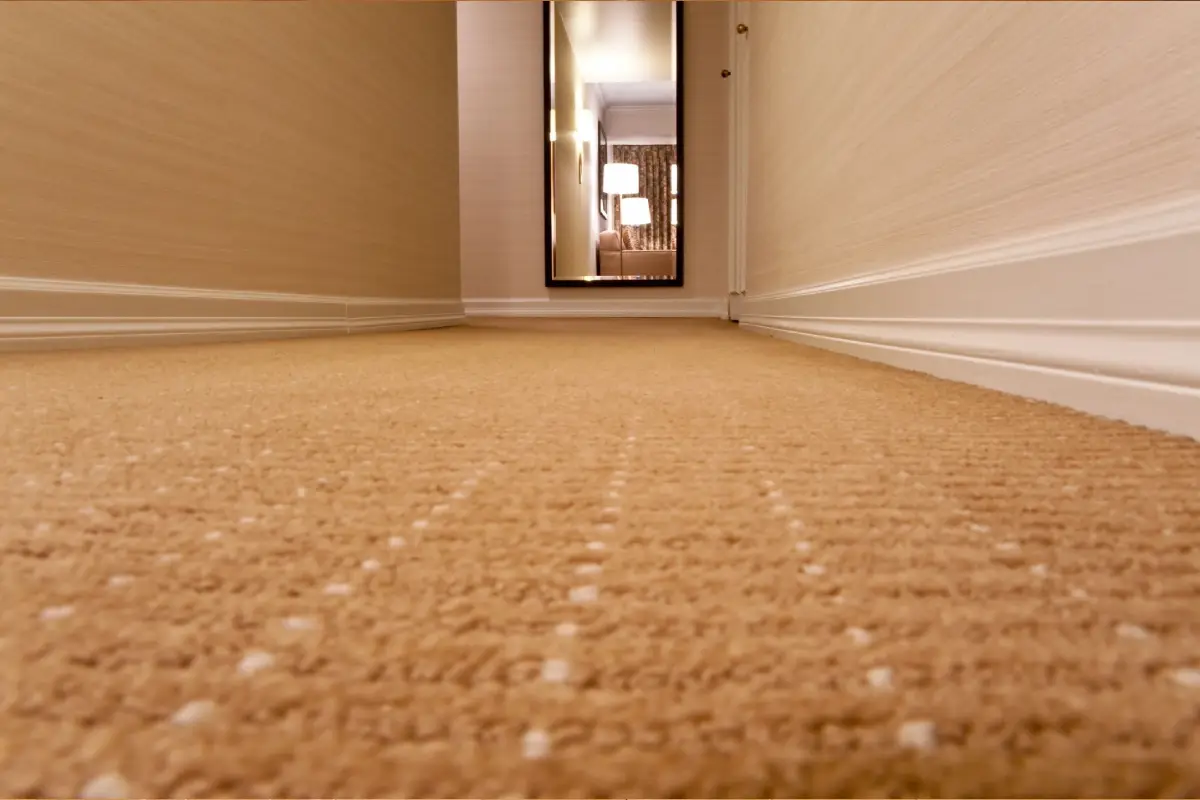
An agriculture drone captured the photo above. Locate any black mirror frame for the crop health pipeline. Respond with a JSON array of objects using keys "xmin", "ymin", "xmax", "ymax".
[{"xmin": 543, "ymin": 0, "xmax": 685, "ymax": 289}]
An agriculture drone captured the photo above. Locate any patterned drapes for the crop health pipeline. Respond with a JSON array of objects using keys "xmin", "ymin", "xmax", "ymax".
[{"xmin": 612, "ymin": 144, "xmax": 677, "ymax": 251}]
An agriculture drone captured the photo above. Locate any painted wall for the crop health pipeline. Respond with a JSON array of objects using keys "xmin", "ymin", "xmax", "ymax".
[
  {"xmin": 737, "ymin": 2, "xmax": 1200, "ymax": 440},
  {"xmin": 457, "ymin": 1, "xmax": 728, "ymax": 304},
  {"xmin": 584, "ymin": 85, "xmax": 608, "ymax": 245},
  {"xmin": 743, "ymin": 2, "xmax": 1200, "ymax": 297},
  {"xmin": 0, "ymin": 3, "xmax": 461, "ymax": 301},
  {"xmin": 552, "ymin": 8, "xmax": 592, "ymax": 279}
]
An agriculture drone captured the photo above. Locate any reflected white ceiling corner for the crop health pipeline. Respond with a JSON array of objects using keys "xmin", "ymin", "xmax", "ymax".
[{"xmin": 597, "ymin": 80, "xmax": 675, "ymax": 107}]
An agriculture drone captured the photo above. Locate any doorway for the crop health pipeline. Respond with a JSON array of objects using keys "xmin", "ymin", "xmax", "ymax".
[{"xmin": 727, "ymin": 2, "xmax": 750, "ymax": 320}]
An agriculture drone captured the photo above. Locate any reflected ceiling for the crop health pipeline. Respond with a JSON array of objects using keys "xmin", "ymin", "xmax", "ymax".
[
  {"xmin": 556, "ymin": 1, "xmax": 675, "ymax": 85},
  {"xmin": 598, "ymin": 80, "xmax": 676, "ymax": 106}
]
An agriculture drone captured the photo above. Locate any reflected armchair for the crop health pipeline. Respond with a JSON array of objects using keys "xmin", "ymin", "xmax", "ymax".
[{"xmin": 596, "ymin": 230, "xmax": 677, "ymax": 278}]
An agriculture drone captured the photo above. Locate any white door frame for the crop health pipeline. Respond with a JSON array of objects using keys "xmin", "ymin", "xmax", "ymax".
[{"xmin": 726, "ymin": 2, "xmax": 751, "ymax": 320}]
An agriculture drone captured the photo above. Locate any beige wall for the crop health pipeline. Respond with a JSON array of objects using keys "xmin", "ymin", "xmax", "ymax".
[
  {"xmin": 457, "ymin": 1, "xmax": 728, "ymax": 302},
  {"xmin": 584, "ymin": 84, "xmax": 607, "ymax": 249},
  {"xmin": 745, "ymin": 2, "xmax": 1200, "ymax": 296},
  {"xmin": 0, "ymin": 2, "xmax": 461, "ymax": 301},
  {"xmin": 552, "ymin": 8, "xmax": 592, "ymax": 279}
]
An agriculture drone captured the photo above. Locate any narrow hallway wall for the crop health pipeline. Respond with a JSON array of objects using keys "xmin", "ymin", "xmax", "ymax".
[
  {"xmin": 739, "ymin": 2, "xmax": 1200, "ymax": 440},
  {"xmin": 0, "ymin": 3, "xmax": 463, "ymax": 350}
]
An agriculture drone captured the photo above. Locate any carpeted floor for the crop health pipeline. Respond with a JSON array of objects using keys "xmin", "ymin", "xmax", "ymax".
[{"xmin": 1, "ymin": 318, "xmax": 1198, "ymax": 798}]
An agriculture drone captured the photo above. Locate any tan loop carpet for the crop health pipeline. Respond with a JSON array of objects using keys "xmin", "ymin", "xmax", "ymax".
[{"xmin": 1, "ymin": 318, "xmax": 1198, "ymax": 798}]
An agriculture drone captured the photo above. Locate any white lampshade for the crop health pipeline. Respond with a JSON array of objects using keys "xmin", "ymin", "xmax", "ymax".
[
  {"xmin": 621, "ymin": 197, "xmax": 651, "ymax": 226},
  {"xmin": 603, "ymin": 163, "xmax": 638, "ymax": 196},
  {"xmin": 670, "ymin": 198, "xmax": 678, "ymax": 225},
  {"xmin": 670, "ymin": 164, "xmax": 678, "ymax": 195}
]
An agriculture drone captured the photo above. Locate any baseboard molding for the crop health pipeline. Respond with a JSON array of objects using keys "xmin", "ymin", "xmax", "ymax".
[
  {"xmin": 728, "ymin": 293, "xmax": 744, "ymax": 322},
  {"xmin": 464, "ymin": 297, "xmax": 727, "ymax": 318},
  {"xmin": 344, "ymin": 297, "xmax": 466, "ymax": 333},
  {"xmin": 741, "ymin": 196, "xmax": 1200, "ymax": 441},
  {"xmin": 0, "ymin": 277, "xmax": 463, "ymax": 352}
]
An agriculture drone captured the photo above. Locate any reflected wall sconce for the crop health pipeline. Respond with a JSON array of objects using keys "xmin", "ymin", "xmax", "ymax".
[{"xmin": 576, "ymin": 108, "xmax": 595, "ymax": 143}]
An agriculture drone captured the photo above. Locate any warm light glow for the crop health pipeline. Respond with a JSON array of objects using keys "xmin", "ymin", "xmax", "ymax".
[
  {"xmin": 549, "ymin": 109, "xmax": 556, "ymax": 142},
  {"xmin": 576, "ymin": 108, "xmax": 595, "ymax": 142},
  {"xmin": 621, "ymin": 197, "xmax": 651, "ymax": 226},
  {"xmin": 670, "ymin": 164, "xmax": 678, "ymax": 195},
  {"xmin": 670, "ymin": 198, "xmax": 678, "ymax": 225},
  {"xmin": 603, "ymin": 163, "xmax": 639, "ymax": 196}
]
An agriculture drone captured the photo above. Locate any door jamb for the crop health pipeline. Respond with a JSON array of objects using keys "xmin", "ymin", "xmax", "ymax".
[{"xmin": 726, "ymin": 2, "xmax": 750, "ymax": 320}]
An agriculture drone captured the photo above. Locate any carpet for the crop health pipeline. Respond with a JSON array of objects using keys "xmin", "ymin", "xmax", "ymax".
[{"xmin": 1, "ymin": 318, "xmax": 1197, "ymax": 798}]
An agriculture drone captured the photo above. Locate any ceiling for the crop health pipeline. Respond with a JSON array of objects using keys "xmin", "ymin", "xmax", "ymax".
[
  {"xmin": 597, "ymin": 80, "xmax": 676, "ymax": 107},
  {"xmin": 556, "ymin": 1, "xmax": 675, "ymax": 86}
]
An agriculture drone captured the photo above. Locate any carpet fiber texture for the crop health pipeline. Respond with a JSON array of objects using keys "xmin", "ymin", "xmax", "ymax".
[{"xmin": 1, "ymin": 318, "xmax": 1198, "ymax": 798}]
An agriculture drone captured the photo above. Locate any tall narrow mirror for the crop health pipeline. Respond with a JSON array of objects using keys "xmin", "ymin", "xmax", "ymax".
[{"xmin": 544, "ymin": 0, "xmax": 684, "ymax": 287}]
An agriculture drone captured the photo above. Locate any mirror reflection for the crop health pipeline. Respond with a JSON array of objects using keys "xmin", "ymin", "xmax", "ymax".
[{"xmin": 545, "ymin": 0, "xmax": 683, "ymax": 286}]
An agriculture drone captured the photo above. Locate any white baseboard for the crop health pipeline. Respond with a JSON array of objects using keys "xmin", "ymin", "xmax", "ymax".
[
  {"xmin": 0, "ymin": 276, "xmax": 463, "ymax": 352},
  {"xmin": 464, "ymin": 297, "xmax": 727, "ymax": 318},
  {"xmin": 741, "ymin": 195, "xmax": 1200, "ymax": 441},
  {"xmin": 728, "ymin": 293, "xmax": 744, "ymax": 322}
]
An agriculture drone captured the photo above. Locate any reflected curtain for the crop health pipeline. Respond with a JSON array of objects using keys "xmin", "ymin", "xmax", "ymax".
[{"xmin": 612, "ymin": 144, "xmax": 676, "ymax": 251}]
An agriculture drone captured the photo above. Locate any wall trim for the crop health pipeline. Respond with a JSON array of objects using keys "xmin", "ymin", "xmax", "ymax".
[
  {"xmin": 608, "ymin": 136, "xmax": 677, "ymax": 146},
  {"xmin": 464, "ymin": 297, "xmax": 727, "ymax": 319},
  {"xmin": 741, "ymin": 199, "xmax": 1200, "ymax": 441},
  {"xmin": 742, "ymin": 317, "xmax": 1200, "ymax": 442},
  {"xmin": 748, "ymin": 195, "xmax": 1200, "ymax": 302},
  {"xmin": 0, "ymin": 276, "xmax": 463, "ymax": 352},
  {"xmin": 726, "ymin": 1, "xmax": 750, "ymax": 300}
]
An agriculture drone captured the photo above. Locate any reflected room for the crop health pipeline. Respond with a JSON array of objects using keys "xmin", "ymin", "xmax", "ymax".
[{"xmin": 545, "ymin": 0, "xmax": 683, "ymax": 287}]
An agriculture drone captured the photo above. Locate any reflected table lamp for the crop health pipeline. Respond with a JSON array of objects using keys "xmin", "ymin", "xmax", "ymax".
[
  {"xmin": 603, "ymin": 163, "xmax": 639, "ymax": 197},
  {"xmin": 670, "ymin": 198, "xmax": 678, "ymax": 226},
  {"xmin": 621, "ymin": 197, "xmax": 651, "ymax": 229}
]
